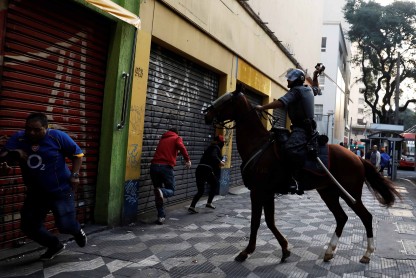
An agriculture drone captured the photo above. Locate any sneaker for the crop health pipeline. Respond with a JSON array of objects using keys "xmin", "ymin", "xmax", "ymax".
[
  {"xmin": 74, "ymin": 229, "xmax": 87, "ymax": 247},
  {"xmin": 188, "ymin": 207, "xmax": 198, "ymax": 214},
  {"xmin": 155, "ymin": 217, "xmax": 165, "ymax": 225},
  {"xmin": 154, "ymin": 188, "xmax": 164, "ymax": 204},
  {"xmin": 205, "ymin": 203, "xmax": 216, "ymax": 209},
  {"xmin": 40, "ymin": 243, "xmax": 66, "ymax": 261}
]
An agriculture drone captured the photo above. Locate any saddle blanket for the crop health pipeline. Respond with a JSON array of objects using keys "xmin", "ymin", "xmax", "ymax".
[{"xmin": 303, "ymin": 144, "xmax": 329, "ymax": 176}]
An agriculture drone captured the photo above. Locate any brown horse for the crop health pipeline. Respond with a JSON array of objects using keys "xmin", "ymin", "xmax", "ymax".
[{"xmin": 204, "ymin": 89, "xmax": 401, "ymax": 264}]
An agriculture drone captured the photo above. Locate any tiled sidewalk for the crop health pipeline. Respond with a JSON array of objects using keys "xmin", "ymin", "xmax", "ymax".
[{"xmin": 1, "ymin": 178, "xmax": 416, "ymax": 277}]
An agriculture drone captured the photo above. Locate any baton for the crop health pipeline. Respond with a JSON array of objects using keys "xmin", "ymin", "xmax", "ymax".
[{"xmin": 316, "ymin": 157, "xmax": 356, "ymax": 204}]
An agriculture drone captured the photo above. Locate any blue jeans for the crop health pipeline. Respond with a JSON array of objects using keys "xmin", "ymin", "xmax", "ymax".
[
  {"xmin": 21, "ymin": 189, "xmax": 81, "ymax": 248},
  {"xmin": 150, "ymin": 164, "xmax": 176, "ymax": 217}
]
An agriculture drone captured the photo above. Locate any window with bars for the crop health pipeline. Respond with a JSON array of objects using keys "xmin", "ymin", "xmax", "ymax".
[{"xmin": 315, "ymin": 104, "xmax": 323, "ymax": 121}]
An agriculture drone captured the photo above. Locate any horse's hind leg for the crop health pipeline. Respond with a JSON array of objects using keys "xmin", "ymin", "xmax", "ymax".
[
  {"xmin": 235, "ymin": 190, "xmax": 262, "ymax": 262},
  {"xmin": 343, "ymin": 198, "xmax": 374, "ymax": 264},
  {"xmin": 317, "ymin": 189, "xmax": 348, "ymax": 262},
  {"xmin": 263, "ymin": 193, "xmax": 290, "ymax": 262}
]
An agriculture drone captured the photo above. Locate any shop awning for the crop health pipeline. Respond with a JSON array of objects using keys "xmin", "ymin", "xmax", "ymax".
[{"xmin": 85, "ymin": 0, "xmax": 141, "ymax": 29}]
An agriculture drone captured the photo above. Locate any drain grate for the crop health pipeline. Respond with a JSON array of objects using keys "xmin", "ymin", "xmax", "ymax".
[
  {"xmin": 400, "ymin": 240, "xmax": 416, "ymax": 255},
  {"xmin": 395, "ymin": 223, "xmax": 416, "ymax": 235}
]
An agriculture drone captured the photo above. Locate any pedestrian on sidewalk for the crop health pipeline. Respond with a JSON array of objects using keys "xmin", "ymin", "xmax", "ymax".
[
  {"xmin": 0, "ymin": 112, "xmax": 87, "ymax": 261},
  {"xmin": 370, "ymin": 145, "xmax": 381, "ymax": 171},
  {"xmin": 379, "ymin": 147, "xmax": 390, "ymax": 176},
  {"xmin": 188, "ymin": 135, "xmax": 225, "ymax": 214},
  {"xmin": 150, "ymin": 128, "xmax": 191, "ymax": 225}
]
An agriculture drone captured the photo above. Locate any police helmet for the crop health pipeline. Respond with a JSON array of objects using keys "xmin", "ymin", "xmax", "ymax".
[{"xmin": 285, "ymin": 69, "xmax": 305, "ymax": 82}]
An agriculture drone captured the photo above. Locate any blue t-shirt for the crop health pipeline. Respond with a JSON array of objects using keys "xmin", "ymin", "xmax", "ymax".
[{"xmin": 5, "ymin": 129, "xmax": 83, "ymax": 193}]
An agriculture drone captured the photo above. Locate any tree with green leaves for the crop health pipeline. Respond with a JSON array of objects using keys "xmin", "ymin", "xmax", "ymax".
[{"xmin": 344, "ymin": 0, "xmax": 416, "ymax": 124}]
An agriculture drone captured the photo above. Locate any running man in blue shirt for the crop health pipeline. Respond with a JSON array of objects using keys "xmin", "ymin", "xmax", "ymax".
[{"xmin": 0, "ymin": 112, "xmax": 87, "ymax": 260}]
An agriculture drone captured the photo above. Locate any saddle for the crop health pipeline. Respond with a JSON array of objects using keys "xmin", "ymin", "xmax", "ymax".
[{"xmin": 270, "ymin": 127, "xmax": 330, "ymax": 175}]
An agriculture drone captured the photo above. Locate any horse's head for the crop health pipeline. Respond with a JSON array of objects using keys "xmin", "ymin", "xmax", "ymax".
[
  {"xmin": 205, "ymin": 92, "xmax": 239, "ymax": 124},
  {"xmin": 204, "ymin": 91, "xmax": 246, "ymax": 125}
]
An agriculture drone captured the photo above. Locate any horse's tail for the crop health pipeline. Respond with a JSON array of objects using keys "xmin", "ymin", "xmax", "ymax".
[{"xmin": 360, "ymin": 158, "xmax": 402, "ymax": 207}]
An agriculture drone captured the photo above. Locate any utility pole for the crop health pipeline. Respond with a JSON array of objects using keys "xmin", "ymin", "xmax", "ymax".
[{"xmin": 394, "ymin": 52, "xmax": 400, "ymax": 125}]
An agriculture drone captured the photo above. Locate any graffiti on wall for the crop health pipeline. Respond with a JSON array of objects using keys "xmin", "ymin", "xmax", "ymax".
[
  {"xmin": 136, "ymin": 46, "xmax": 219, "ymax": 212},
  {"xmin": 123, "ymin": 179, "xmax": 139, "ymax": 224},
  {"xmin": 148, "ymin": 52, "xmax": 216, "ymax": 113},
  {"xmin": 124, "ymin": 179, "xmax": 138, "ymax": 205},
  {"xmin": 127, "ymin": 105, "xmax": 145, "ymax": 171}
]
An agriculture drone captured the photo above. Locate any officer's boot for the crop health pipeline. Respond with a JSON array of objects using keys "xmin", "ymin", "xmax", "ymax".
[
  {"xmin": 287, "ymin": 176, "xmax": 298, "ymax": 194},
  {"xmin": 292, "ymin": 171, "xmax": 304, "ymax": 195},
  {"xmin": 277, "ymin": 168, "xmax": 298, "ymax": 195}
]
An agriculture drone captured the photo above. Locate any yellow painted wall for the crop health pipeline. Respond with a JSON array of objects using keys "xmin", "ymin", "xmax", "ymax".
[
  {"xmin": 237, "ymin": 58, "xmax": 271, "ymax": 98},
  {"xmin": 134, "ymin": 0, "xmax": 298, "ymax": 176},
  {"xmin": 157, "ymin": 0, "xmax": 295, "ymax": 84},
  {"xmin": 125, "ymin": 29, "xmax": 152, "ymax": 180},
  {"xmin": 217, "ymin": 74, "xmax": 237, "ymax": 168}
]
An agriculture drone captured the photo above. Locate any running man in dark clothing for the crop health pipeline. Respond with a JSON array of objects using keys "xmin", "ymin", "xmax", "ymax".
[{"xmin": 188, "ymin": 135, "xmax": 225, "ymax": 214}]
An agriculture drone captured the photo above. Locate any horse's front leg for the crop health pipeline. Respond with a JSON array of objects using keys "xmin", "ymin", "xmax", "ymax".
[
  {"xmin": 324, "ymin": 232, "xmax": 340, "ymax": 262},
  {"xmin": 235, "ymin": 190, "xmax": 262, "ymax": 262},
  {"xmin": 263, "ymin": 193, "xmax": 290, "ymax": 262}
]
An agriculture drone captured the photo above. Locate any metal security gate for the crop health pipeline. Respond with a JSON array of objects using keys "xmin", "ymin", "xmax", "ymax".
[
  {"xmin": 0, "ymin": 0, "xmax": 111, "ymax": 248},
  {"xmin": 273, "ymin": 105, "xmax": 287, "ymax": 129},
  {"xmin": 138, "ymin": 45, "xmax": 218, "ymax": 213}
]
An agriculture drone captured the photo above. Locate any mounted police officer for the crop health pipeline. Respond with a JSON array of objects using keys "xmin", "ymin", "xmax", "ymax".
[{"xmin": 255, "ymin": 65, "xmax": 324, "ymax": 195}]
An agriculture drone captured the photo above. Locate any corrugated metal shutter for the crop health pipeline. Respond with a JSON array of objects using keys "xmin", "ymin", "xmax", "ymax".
[
  {"xmin": 0, "ymin": 0, "xmax": 110, "ymax": 248},
  {"xmin": 273, "ymin": 105, "xmax": 287, "ymax": 128},
  {"xmin": 138, "ymin": 45, "xmax": 218, "ymax": 213},
  {"xmin": 228, "ymin": 88, "xmax": 264, "ymax": 188}
]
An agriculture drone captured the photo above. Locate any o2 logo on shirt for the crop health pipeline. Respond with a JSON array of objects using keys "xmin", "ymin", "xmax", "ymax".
[{"xmin": 27, "ymin": 154, "xmax": 46, "ymax": 170}]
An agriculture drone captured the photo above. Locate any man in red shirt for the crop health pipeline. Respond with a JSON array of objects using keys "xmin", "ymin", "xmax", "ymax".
[{"xmin": 151, "ymin": 128, "xmax": 191, "ymax": 224}]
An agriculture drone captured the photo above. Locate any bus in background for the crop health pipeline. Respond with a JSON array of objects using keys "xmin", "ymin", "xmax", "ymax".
[{"xmin": 399, "ymin": 132, "xmax": 415, "ymax": 169}]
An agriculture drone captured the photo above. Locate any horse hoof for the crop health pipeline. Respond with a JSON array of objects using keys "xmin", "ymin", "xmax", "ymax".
[
  {"xmin": 281, "ymin": 249, "xmax": 291, "ymax": 262},
  {"xmin": 235, "ymin": 252, "xmax": 248, "ymax": 262},
  {"xmin": 359, "ymin": 256, "xmax": 370, "ymax": 264},
  {"xmin": 323, "ymin": 253, "xmax": 334, "ymax": 262}
]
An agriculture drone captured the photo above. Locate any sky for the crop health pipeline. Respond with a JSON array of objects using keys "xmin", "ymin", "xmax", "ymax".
[
  {"xmin": 376, "ymin": 0, "xmax": 394, "ymax": 4},
  {"xmin": 376, "ymin": 0, "xmax": 416, "ymax": 5}
]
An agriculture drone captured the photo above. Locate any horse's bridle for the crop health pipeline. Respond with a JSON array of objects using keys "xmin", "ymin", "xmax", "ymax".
[{"xmin": 207, "ymin": 92, "xmax": 237, "ymax": 129}]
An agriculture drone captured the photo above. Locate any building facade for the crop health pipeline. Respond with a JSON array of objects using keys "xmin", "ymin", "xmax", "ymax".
[
  {"xmin": 0, "ymin": 0, "xmax": 325, "ymax": 249},
  {"xmin": 314, "ymin": 0, "xmax": 351, "ymax": 145},
  {"xmin": 130, "ymin": 0, "xmax": 319, "ymax": 219}
]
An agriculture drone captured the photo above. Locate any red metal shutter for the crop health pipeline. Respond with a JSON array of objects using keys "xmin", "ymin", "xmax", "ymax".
[{"xmin": 0, "ymin": 0, "xmax": 111, "ymax": 248}]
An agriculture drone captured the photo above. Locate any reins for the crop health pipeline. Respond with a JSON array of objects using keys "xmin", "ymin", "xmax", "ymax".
[
  {"xmin": 213, "ymin": 108, "xmax": 279, "ymax": 130},
  {"xmin": 212, "ymin": 107, "xmax": 255, "ymax": 129}
]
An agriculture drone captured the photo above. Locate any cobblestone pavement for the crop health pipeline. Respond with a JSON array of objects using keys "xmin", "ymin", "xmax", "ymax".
[{"xmin": 1, "ymin": 176, "xmax": 416, "ymax": 277}]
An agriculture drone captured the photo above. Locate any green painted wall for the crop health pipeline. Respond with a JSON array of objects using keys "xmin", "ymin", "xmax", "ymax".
[{"xmin": 82, "ymin": 0, "xmax": 140, "ymax": 226}]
